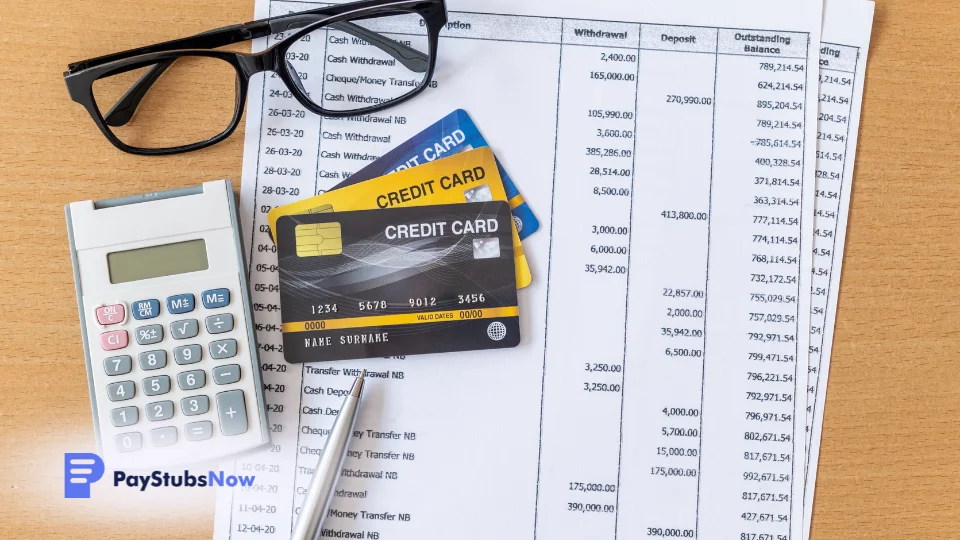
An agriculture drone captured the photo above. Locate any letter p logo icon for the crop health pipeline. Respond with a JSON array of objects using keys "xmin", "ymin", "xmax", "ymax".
[{"xmin": 64, "ymin": 453, "xmax": 104, "ymax": 498}]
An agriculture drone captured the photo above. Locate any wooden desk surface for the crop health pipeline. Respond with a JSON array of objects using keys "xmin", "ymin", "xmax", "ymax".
[{"xmin": 1, "ymin": 0, "xmax": 958, "ymax": 538}]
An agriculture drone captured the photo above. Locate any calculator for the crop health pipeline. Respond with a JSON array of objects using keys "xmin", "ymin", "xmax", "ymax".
[{"xmin": 66, "ymin": 180, "xmax": 269, "ymax": 468}]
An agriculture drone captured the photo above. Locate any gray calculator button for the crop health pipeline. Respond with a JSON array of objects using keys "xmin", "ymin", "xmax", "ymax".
[
  {"xmin": 104, "ymin": 355, "xmax": 132, "ymax": 376},
  {"xmin": 142, "ymin": 375, "xmax": 171, "ymax": 396},
  {"xmin": 110, "ymin": 406, "xmax": 139, "ymax": 427},
  {"xmin": 185, "ymin": 421, "xmax": 214, "ymax": 441},
  {"xmin": 138, "ymin": 350, "xmax": 167, "ymax": 370},
  {"xmin": 177, "ymin": 370, "xmax": 206, "ymax": 391},
  {"xmin": 209, "ymin": 339, "xmax": 237, "ymax": 359},
  {"xmin": 114, "ymin": 432, "xmax": 142, "ymax": 453},
  {"xmin": 216, "ymin": 390, "xmax": 248, "ymax": 436},
  {"xmin": 213, "ymin": 364, "xmax": 241, "ymax": 385},
  {"xmin": 174, "ymin": 344, "xmax": 202, "ymax": 365},
  {"xmin": 145, "ymin": 400, "xmax": 174, "ymax": 421},
  {"xmin": 150, "ymin": 426, "xmax": 178, "ymax": 447},
  {"xmin": 171, "ymin": 319, "xmax": 199, "ymax": 340},
  {"xmin": 135, "ymin": 324, "xmax": 163, "ymax": 345},
  {"xmin": 205, "ymin": 314, "xmax": 234, "ymax": 334},
  {"xmin": 107, "ymin": 381, "xmax": 135, "ymax": 401},
  {"xmin": 181, "ymin": 395, "xmax": 210, "ymax": 416}
]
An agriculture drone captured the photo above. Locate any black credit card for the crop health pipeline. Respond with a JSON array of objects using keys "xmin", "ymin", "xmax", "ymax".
[{"xmin": 276, "ymin": 201, "xmax": 520, "ymax": 362}]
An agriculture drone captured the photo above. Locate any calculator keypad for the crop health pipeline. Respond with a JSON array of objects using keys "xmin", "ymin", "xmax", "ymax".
[
  {"xmin": 177, "ymin": 370, "xmax": 206, "ymax": 391},
  {"xmin": 185, "ymin": 421, "xmax": 214, "ymax": 441},
  {"xmin": 115, "ymin": 432, "xmax": 143, "ymax": 453},
  {"xmin": 174, "ymin": 345, "xmax": 202, "ymax": 365},
  {"xmin": 146, "ymin": 401, "xmax": 174, "ymax": 421},
  {"xmin": 150, "ymin": 426, "xmax": 178, "ymax": 447},
  {"xmin": 213, "ymin": 365, "xmax": 241, "ymax": 385},
  {"xmin": 205, "ymin": 314, "xmax": 234, "ymax": 334},
  {"xmin": 142, "ymin": 375, "xmax": 171, "ymax": 396},
  {"xmin": 138, "ymin": 350, "xmax": 167, "ymax": 370},
  {"xmin": 95, "ymin": 285, "xmax": 251, "ymax": 458},
  {"xmin": 131, "ymin": 299, "xmax": 160, "ymax": 320},
  {"xmin": 181, "ymin": 395, "xmax": 210, "ymax": 416},
  {"xmin": 107, "ymin": 381, "xmax": 135, "ymax": 401},
  {"xmin": 104, "ymin": 355, "xmax": 132, "ymax": 376},
  {"xmin": 166, "ymin": 294, "xmax": 195, "ymax": 314},
  {"xmin": 135, "ymin": 325, "xmax": 163, "ymax": 345},
  {"xmin": 111, "ymin": 406, "xmax": 139, "ymax": 427},
  {"xmin": 171, "ymin": 319, "xmax": 199, "ymax": 340},
  {"xmin": 101, "ymin": 330, "xmax": 129, "ymax": 351},
  {"xmin": 209, "ymin": 339, "xmax": 237, "ymax": 359},
  {"xmin": 95, "ymin": 304, "xmax": 125, "ymax": 325}
]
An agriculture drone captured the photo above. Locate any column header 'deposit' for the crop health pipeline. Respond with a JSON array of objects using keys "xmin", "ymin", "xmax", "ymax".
[
  {"xmin": 717, "ymin": 29, "xmax": 808, "ymax": 58},
  {"xmin": 639, "ymin": 25, "xmax": 718, "ymax": 53},
  {"xmin": 561, "ymin": 20, "xmax": 641, "ymax": 48}
]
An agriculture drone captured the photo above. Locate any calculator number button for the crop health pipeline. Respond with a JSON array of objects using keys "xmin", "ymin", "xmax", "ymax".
[
  {"xmin": 150, "ymin": 426, "xmax": 178, "ymax": 447},
  {"xmin": 142, "ymin": 376, "xmax": 171, "ymax": 396},
  {"xmin": 213, "ymin": 365, "xmax": 241, "ymax": 385},
  {"xmin": 104, "ymin": 355, "xmax": 132, "ymax": 376},
  {"xmin": 171, "ymin": 319, "xmax": 199, "ymax": 340},
  {"xmin": 95, "ymin": 304, "xmax": 125, "ymax": 325},
  {"xmin": 177, "ymin": 370, "xmax": 206, "ymax": 391},
  {"xmin": 135, "ymin": 325, "xmax": 163, "ymax": 345},
  {"xmin": 181, "ymin": 395, "xmax": 210, "ymax": 416},
  {"xmin": 167, "ymin": 294, "xmax": 195, "ymax": 315},
  {"xmin": 100, "ymin": 330, "xmax": 129, "ymax": 351},
  {"xmin": 202, "ymin": 288, "xmax": 230, "ymax": 309},
  {"xmin": 185, "ymin": 421, "xmax": 214, "ymax": 441},
  {"xmin": 205, "ymin": 314, "xmax": 234, "ymax": 334},
  {"xmin": 107, "ymin": 381, "xmax": 135, "ymax": 402},
  {"xmin": 174, "ymin": 345, "xmax": 202, "ymax": 365},
  {"xmin": 146, "ymin": 401, "xmax": 174, "ymax": 422},
  {"xmin": 111, "ymin": 406, "xmax": 139, "ymax": 427},
  {"xmin": 216, "ymin": 390, "xmax": 248, "ymax": 436},
  {"xmin": 131, "ymin": 299, "xmax": 160, "ymax": 320},
  {"xmin": 210, "ymin": 339, "xmax": 238, "ymax": 359},
  {"xmin": 114, "ymin": 432, "xmax": 143, "ymax": 453},
  {"xmin": 138, "ymin": 350, "xmax": 167, "ymax": 370}
]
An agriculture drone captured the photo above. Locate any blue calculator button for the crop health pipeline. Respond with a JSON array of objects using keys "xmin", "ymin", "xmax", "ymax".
[
  {"xmin": 201, "ymin": 288, "xmax": 231, "ymax": 309},
  {"xmin": 166, "ymin": 294, "xmax": 195, "ymax": 314},
  {"xmin": 131, "ymin": 299, "xmax": 160, "ymax": 320}
]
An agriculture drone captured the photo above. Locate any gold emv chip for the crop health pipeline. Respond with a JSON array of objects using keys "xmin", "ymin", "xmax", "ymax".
[{"xmin": 295, "ymin": 222, "xmax": 342, "ymax": 257}]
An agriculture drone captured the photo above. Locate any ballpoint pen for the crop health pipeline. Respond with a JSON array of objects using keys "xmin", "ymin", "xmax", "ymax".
[{"xmin": 291, "ymin": 370, "xmax": 366, "ymax": 540}]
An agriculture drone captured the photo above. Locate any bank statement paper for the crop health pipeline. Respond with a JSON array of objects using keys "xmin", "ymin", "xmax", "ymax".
[
  {"xmin": 215, "ymin": 0, "xmax": 824, "ymax": 538},
  {"xmin": 803, "ymin": 1, "xmax": 874, "ymax": 538}
]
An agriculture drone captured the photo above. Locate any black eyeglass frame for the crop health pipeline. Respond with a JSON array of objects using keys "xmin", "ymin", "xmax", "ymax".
[{"xmin": 64, "ymin": 0, "xmax": 447, "ymax": 156}]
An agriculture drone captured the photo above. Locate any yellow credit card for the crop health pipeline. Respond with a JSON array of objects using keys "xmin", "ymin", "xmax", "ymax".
[{"xmin": 268, "ymin": 147, "xmax": 532, "ymax": 288}]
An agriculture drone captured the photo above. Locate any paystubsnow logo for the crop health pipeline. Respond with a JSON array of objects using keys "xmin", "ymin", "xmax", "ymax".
[{"xmin": 64, "ymin": 453, "xmax": 255, "ymax": 498}]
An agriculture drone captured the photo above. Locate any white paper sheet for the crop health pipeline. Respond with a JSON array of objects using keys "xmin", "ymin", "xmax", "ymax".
[
  {"xmin": 215, "ymin": 0, "xmax": 824, "ymax": 538},
  {"xmin": 803, "ymin": 1, "xmax": 874, "ymax": 537}
]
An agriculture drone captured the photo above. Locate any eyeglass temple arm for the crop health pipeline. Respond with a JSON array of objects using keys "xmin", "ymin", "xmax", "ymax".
[{"xmin": 104, "ymin": 17, "xmax": 428, "ymax": 127}]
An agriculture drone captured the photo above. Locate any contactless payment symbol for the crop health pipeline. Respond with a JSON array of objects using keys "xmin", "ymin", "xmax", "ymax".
[
  {"xmin": 296, "ymin": 222, "xmax": 343, "ymax": 257},
  {"xmin": 487, "ymin": 322, "xmax": 507, "ymax": 341},
  {"xmin": 64, "ymin": 453, "xmax": 104, "ymax": 498}
]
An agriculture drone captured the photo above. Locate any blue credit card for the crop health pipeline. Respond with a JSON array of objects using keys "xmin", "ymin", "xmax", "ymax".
[{"xmin": 330, "ymin": 109, "xmax": 540, "ymax": 240}]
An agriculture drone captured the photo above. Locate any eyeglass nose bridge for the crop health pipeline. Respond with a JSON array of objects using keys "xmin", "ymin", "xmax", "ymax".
[{"xmin": 237, "ymin": 50, "xmax": 281, "ymax": 77}]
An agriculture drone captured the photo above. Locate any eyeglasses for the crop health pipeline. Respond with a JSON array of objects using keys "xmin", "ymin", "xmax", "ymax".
[{"xmin": 64, "ymin": 0, "xmax": 447, "ymax": 155}]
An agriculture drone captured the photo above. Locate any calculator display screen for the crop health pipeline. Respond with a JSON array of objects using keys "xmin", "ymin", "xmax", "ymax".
[{"xmin": 107, "ymin": 239, "xmax": 208, "ymax": 284}]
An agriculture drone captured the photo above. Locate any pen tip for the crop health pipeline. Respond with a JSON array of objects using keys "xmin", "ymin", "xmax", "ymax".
[{"xmin": 350, "ymin": 370, "xmax": 366, "ymax": 398}]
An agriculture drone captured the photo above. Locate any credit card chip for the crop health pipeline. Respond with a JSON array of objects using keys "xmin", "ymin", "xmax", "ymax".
[{"xmin": 296, "ymin": 223, "xmax": 343, "ymax": 257}]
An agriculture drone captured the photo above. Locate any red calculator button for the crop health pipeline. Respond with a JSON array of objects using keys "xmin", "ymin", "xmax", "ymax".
[
  {"xmin": 100, "ymin": 330, "xmax": 129, "ymax": 351},
  {"xmin": 95, "ymin": 304, "xmax": 126, "ymax": 325}
]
